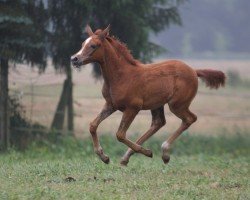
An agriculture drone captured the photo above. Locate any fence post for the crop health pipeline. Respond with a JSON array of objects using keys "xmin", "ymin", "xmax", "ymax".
[{"xmin": 0, "ymin": 58, "xmax": 9, "ymax": 150}]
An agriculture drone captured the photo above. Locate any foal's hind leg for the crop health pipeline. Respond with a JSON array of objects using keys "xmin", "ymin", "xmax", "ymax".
[
  {"xmin": 161, "ymin": 106, "xmax": 197, "ymax": 164},
  {"xmin": 120, "ymin": 106, "xmax": 166, "ymax": 166}
]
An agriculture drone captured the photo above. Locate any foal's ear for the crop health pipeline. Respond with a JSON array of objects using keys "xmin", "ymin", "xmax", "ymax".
[
  {"xmin": 99, "ymin": 24, "xmax": 110, "ymax": 40},
  {"xmin": 103, "ymin": 24, "xmax": 110, "ymax": 36},
  {"xmin": 85, "ymin": 24, "xmax": 94, "ymax": 36}
]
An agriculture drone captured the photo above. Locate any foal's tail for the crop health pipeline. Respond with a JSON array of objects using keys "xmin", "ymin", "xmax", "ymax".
[{"xmin": 196, "ymin": 69, "xmax": 226, "ymax": 89}]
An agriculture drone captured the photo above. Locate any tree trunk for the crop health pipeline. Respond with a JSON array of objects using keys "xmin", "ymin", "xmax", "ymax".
[
  {"xmin": 0, "ymin": 58, "xmax": 9, "ymax": 151},
  {"xmin": 66, "ymin": 65, "xmax": 74, "ymax": 132},
  {"xmin": 51, "ymin": 64, "xmax": 74, "ymax": 135},
  {"xmin": 51, "ymin": 79, "xmax": 68, "ymax": 131}
]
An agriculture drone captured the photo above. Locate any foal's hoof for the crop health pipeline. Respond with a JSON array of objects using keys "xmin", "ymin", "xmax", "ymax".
[
  {"xmin": 100, "ymin": 155, "xmax": 110, "ymax": 164},
  {"xmin": 145, "ymin": 149, "xmax": 153, "ymax": 158},
  {"xmin": 120, "ymin": 159, "xmax": 129, "ymax": 166},
  {"xmin": 162, "ymin": 154, "xmax": 170, "ymax": 164}
]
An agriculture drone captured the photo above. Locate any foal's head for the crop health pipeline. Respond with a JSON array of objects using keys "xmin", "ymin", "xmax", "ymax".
[{"xmin": 71, "ymin": 25, "xmax": 110, "ymax": 68}]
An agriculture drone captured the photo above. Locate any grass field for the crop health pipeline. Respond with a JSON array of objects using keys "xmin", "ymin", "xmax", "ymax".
[
  {"xmin": 0, "ymin": 134, "xmax": 249, "ymax": 199},
  {"xmin": 4, "ymin": 59, "xmax": 250, "ymax": 199}
]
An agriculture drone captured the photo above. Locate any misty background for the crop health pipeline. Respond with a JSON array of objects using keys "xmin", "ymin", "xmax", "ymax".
[{"xmin": 152, "ymin": 0, "xmax": 250, "ymax": 58}]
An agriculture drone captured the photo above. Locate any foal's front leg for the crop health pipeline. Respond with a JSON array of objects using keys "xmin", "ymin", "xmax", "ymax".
[
  {"xmin": 116, "ymin": 109, "xmax": 153, "ymax": 157},
  {"xmin": 89, "ymin": 102, "xmax": 115, "ymax": 164}
]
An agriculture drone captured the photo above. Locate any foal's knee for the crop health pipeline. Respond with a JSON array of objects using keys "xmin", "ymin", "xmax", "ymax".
[
  {"xmin": 159, "ymin": 118, "xmax": 166, "ymax": 127},
  {"xmin": 153, "ymin": 118, "xmax": 166, "ymax": 129},
  {"xmin": 183, "ymin": 114, "xmax": 197, "ymax": 126},
  {"xmin": 89, "ymin": 122, "xmax": 97, "ymax": 135},
  {"xmin": 116, "ymin": 131, "xmax": 125, "ymax": 142}
]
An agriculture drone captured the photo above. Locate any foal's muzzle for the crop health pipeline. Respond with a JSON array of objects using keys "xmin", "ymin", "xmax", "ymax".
[
  {"xmin": 71, "ymin": 56, "xmax": 78, "ymax": 62},
  {"xmin": 71, "ymin": 56, "xmax": 81, "ymax": 68}
]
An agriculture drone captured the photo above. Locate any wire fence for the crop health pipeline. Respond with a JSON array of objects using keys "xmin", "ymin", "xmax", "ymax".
[{"xmin": 3, "ymin": 66, "xmax": 250, "ymax": 138}]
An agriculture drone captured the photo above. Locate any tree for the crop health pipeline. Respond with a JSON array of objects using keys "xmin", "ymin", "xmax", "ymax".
[
  {"xmin": 48, "ymin": 0, "xmax": 184, "ymax": 132},
  {"xmin": 89, "ymin": 0, "xmax": 184, "ymax": 76},
  {"xmin": 0, "ymin": 0, "xmax": 47, "ymax": 150},
  {"xmin": 48, "ymin": 0, "xmax": 90, "ymax": 133}
]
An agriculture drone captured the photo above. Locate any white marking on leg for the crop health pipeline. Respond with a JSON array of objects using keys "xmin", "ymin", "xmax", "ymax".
[{"xmin": 161, "ymin": 141, "xmax": 170, "ymax": 151}]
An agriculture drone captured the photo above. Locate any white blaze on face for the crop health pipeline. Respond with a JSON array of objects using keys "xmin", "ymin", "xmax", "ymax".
[{"xmin": 75, "ymin": 37, "xmax": 92, "ymax": 56}]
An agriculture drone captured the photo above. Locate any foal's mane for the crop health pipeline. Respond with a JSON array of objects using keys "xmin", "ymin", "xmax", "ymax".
[
  {"xmin": 106, "ymin": 36, "xmax": 141, "ymax": 66},
  {"xmin": 94, "ymin": 29, "xmax": 141, "ymax": 66}
]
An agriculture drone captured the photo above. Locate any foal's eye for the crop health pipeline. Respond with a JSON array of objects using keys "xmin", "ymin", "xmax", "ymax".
[{"xmin": 90, "ymin": 44, "xmax": 97, "ymax": 49}]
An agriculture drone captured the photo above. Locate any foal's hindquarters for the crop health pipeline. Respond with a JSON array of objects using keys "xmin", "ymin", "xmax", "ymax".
[
  {"xmin": 121, "ymin": 63, "xmax": 199, "ymax": 165},
  {"xmin": 161, "ymin": 67, "xmax": 198, "ymax": 164}
]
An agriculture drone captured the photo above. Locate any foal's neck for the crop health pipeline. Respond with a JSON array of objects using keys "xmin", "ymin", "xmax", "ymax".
[{"xmin": 99, "ymin": 41, "xmax": 132, "ymax": 86}]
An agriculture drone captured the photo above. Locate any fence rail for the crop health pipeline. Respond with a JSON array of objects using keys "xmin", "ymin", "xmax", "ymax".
[
  {"xmin": 8, "ymin": 89, "xmax": 250, "ymax": 99},
  {"xmin": 5, "ymin": 66, "xmax": 250, "ymax": 140}
]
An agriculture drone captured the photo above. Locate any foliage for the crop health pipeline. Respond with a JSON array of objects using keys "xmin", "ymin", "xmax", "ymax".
[
  {"xmin": 0, "ymin": 133, "xmax": 249, "ymax": 199},
  {"xmin": 227, "ymin": 70, "xmax": 250, "ymax": 88},
  {"xmin": 89, "ymin": 0, "xmax": 184, "ymax": 76},
  {"xmin": 0, "ymin": 0, "xmax": 47, "ymax": 67},
  {"xmin": 48, "ymin": 0, "xmax": 90, "ymax": 132},
  {"xmin": 227, "ymin": 70, "xmax": 241, "ymax": 87},
  {"xmin": 89, "ymin": 0, "xmax": 182, "ymax": 61},
  {"xmin": 48, "ymin": 0, "xmax": 89, "ymax": 70},
  {"xmin": 48, "ymin": 0, "xmax": 184, "ymax": 76},
  {"xmin": 9, "ymin": 95, "xmax": 46, "ymax": 150},
  {"xmin": 0, "ymin": 0, "xmax": 47, "ymax": 150}
]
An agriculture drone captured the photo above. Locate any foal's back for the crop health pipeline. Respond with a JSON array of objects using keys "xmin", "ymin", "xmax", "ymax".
[{"xmin": 138, "ymin": 60, "xmax": 198, "ymax": 110}]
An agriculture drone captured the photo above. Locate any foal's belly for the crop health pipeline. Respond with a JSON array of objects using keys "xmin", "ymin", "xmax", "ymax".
[{"xmin": 141, "ymin": 76, "xmax": 175, "ymax": 110}]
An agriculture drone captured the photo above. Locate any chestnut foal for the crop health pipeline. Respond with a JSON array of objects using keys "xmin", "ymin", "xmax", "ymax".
[{"xmin": 71, "ymin": 25, "xmax": 225, "ymax": 166}]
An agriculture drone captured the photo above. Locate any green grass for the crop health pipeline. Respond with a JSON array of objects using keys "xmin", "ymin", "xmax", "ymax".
[{"xmin": 0, "ymin": 133, "xmax": 249, "ymax": 200}]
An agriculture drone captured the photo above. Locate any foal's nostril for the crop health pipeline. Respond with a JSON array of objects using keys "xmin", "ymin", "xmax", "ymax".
[{"xmin": 71, "ymin": 56, "xmax": 78, "ymax": 62}]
